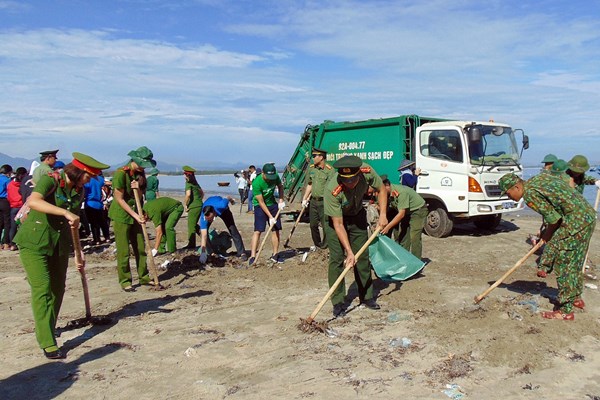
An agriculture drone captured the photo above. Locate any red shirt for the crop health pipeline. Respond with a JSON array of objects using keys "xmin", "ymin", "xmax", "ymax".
[{"xmin": 7, "ymin": 181, "xmax": 23, "ymax": 208}]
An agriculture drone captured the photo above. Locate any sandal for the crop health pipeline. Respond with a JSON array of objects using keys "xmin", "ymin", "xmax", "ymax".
[
  {"xmin": 573, "ymin": 299, "xmax": 585, "ymax": 310},
  {"xmin": 536, "ymin": 270, "xmax": 547, "ymax": 278},
  {"xmin": 542, "ymin": 310, "xmax": 574, "ymax": 320}
]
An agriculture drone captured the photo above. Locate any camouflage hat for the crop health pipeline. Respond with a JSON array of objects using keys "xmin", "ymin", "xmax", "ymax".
[
  {"xmin": 72, "ymin": 152, "xmax": 110, "ymax": 176},
  {"xmin": 498, "ymin": 173, "xmax": 521, "ymax": 195},
  {"xmin": 541, "ymin": 154, "xmax": 558, "ymax": 164},
  {"xmin": 334, "ymin": 155, "xmax": 362, "ymax": 180},
  {"xmin": 567, "ymin": 155, "xmax": 590, "ymax": 174},
  {"xmin": 550, "ymin": 159, "xmax": 568, "ymax": 175},
  {"xmin": 127, "ymin": 146, "xmax": 156, "ymax": 169}
]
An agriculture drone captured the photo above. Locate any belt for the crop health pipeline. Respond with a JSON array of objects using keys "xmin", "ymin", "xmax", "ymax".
[{"xmin": 312, "ymin": 196, "xmax": 323, "ymax": 201}]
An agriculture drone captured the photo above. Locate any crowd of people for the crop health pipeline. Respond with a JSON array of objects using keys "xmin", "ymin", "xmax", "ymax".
[{"xmin": 3, "ymin": 145, "xmax": 599, "ymax": 360}]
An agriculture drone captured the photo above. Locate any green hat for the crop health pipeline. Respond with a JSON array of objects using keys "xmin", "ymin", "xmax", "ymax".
[
  {"xmin": 498, "ymin": 173, "xmax": 521, "ymax": 195},
  {"xmin": 262, "ymin": 163, "xmax": 278, "ymax": 181},
  {"xmin": 550, "ymin": 159, "xmax": 568, "ymax": 175},
  {"xmin": 312, "ymin": 147, "xmax": 327, "ymax": 156},
  {"xmin": 567, "ymin": 155, "xmax": 590, "ymax": 174},
  {"xmin": 541, "ymin": 154, "xmax": 558, "ymax": 164},
  {"xmin": 147, "ymin": 167, "xmax": 159, "ymax": 176},
  {"xmin": 182, "ymin": 165, "xmax": 196, "ymax": 173},
  {"xmin": 71, "ymin": 152, "xmax": 110, "ymax": 176},
  {"xmin": 334, "ymin": 155, "xmax": 362, "ymax": 180},
  {"xmin": 127, "ymin": 146, "xmax": 156, "ymax": 169}
]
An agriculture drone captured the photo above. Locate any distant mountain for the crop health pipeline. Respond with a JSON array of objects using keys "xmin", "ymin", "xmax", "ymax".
[{"xmin": 0, "ymin": 152, "xmax": 35, "ymax": 169}]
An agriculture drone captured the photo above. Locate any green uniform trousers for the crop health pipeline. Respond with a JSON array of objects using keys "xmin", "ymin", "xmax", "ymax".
[
  {"xmin": 113, "ymin": 220, "xmax": 150, "ymax": 288},
  {"xmin": 20, "ymin": 247, "xmax": 69, "ymax": 349},
  {"xmin": 546, "ymin": 221, "xmax": 595, "ymax": 313},
  {"xmin": 309, "ymin": 197, "xmax": 328, "ymax": 249},
  {"xmin": 397, "ymin": 206, "xmax": 428, "ymax": 259},
  {"xmin": 326, "ymin": 210, "xmax": 374, "ymax": 306},
  {"xmin": 159, "ymin": 204, "xmax": 184, "ymax": 253},
  {"xmin": 186, "ymin": 206, "xmax": 202, "ymax": 248}
]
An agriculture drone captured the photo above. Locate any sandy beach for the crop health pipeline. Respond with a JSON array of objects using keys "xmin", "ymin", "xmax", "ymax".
[{"xmin": 1, "ymin": 200, "xmax": 600, "ymax": 399}]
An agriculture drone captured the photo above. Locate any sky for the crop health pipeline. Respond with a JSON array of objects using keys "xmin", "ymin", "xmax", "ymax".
[{"xmin": 1, "ymin": 0, "xmax": 600, "ymax": 168}]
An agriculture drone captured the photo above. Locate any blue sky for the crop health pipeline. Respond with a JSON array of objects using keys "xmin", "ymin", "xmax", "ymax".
[{"xmin": 1, "ymin": 0, "xmax": 600, "ymax": 168}]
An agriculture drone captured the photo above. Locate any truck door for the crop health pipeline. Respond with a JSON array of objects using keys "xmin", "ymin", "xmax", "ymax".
[{"xmin": 416, "ymin": 128, "xmax": 469, "ymax": 214}]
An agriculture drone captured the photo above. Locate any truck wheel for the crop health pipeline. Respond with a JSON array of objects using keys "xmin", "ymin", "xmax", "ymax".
[
  {"xmin": 473, "ymin": 214, "xmax": 502, "ymax": 230},
  {"xmin": 424, "ymin": 207, "xmax": 453, "ymax": 238}
]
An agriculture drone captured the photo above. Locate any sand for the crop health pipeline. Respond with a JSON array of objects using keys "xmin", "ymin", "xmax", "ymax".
[{"xmin": 1, "ymin": 200, "xmax": 600, "ymax": 399}]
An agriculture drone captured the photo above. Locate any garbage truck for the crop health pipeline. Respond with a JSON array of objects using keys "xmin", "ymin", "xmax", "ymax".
[{"xmin": 282, "ymin": 115, "xmax": 529, "ymax": 238}]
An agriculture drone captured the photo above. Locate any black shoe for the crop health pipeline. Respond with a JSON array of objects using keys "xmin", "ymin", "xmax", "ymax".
[
  {"xmin": 43, "ymin": 348, "xmax": 65, "ymax": 360},
  {"xmin": 362, "ymin": 299, "xmax": 381, "ymax": 310},
  {"xmin": 269, "ymin": 254, "xmax": 283, "ymax": 264},
  {"xmin": 247, "ymin": 256, "xmax": 256, "ymax": 267},
  {"xmin": 333, "ymin": 303, "xmax": 347, "ymax": 318}
]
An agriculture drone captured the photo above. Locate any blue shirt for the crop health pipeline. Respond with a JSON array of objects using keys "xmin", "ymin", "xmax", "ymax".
[
  {"xmin": 84, "ymin": 175, "xmax": 105, "ymax": 210},
  {"xmin": 0, "ymin": 175, "xmax": 10, "ymax": 198},
  {"xmin": 199, "ymin": 196, "xmax": 230, "ymax": 229}
]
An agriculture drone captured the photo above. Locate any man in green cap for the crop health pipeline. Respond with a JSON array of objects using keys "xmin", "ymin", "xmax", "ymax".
[
  {"xmin": 324, "ymin": 155, "xmax": 388, "ymax": 317},
  {"xmin": 248, "ymin": 163, "xmax": 285, "ymax": 266},
  {"xmin": 143, "ymin": 197, "xmax": 184, "ymax": 255},
  {"xmin": 380, "ymin": 179, "xmax": 428, "ymax": 259},
  {"xmin": 32, "ymin": 149, "xmax": 59, "ymax": 185},
  {"xmin": 541, "ymin": 154, "xmax": 558, "ymax": 173},
  {"xmin": 108, "ymin": 146, "xmax": 156, "ymax": 291},
  {"xmin": 182, "ymin": 165, "xmax": 203, "ymax": 249},
  {"xmin": 300, "ymin": 147, "xmax": 334, "ymax": 250},
  {"xmin": 566, "ymin": 155, "xmax": 600, "ymax": 194},
  {"xmin": 499, "ymin": 172, "xmax": 596, "ymax": 320},
  {"xmin": 145, "ymin": 167, "xmax": 160, "ymax": 201}
]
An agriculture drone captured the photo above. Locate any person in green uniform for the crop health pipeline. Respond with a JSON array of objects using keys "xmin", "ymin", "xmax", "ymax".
[
  {"xmin": 145, "ymin": 167, "xmax": 160, "ymax": 201},
  {"xmin": 324, "ymin": 155, "xmax": 388, "ymax": 317},
  {"xmin": 143, "ymin": 197, "xmax": 184, "ymax": 255},
  {"xmin": 300, "ymin": 147, "xmax": 334, "ymax": 250},
  {"xmin": 566, "ymin": 155, "xmax": 599, "ymax": 194},
  {"xmin": 541, "ymin": 154, "xmax": 558, "ymax": 173},
  {"xmin": 182, "ymin": 166, "xmax": 204, "ymax": 249},
  {"xmin": 248, "ymin": 163, "xmax": 285, "ymax": 266},
  {"xmin": 500, "ymin": 172, "xmax": 596, "ymax": 320},
  {"xmin": 109, "ymin": 146, "xmax": 156, "ymax": 292},
  {"xmin": 15, "ymin": 152, "xmax": 109, "ymax": 359},
  {"xmin": 380, "ymin": 180, "xmax": 428, "ymax": 259},
  {"xmin": 32, "ymin": 149, "xmax": 59, "ymax": 185}
]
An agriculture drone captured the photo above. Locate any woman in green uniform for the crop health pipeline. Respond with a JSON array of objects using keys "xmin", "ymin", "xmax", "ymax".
[
  {"xmin": 15, "ymin": 153, "xmax": 109, "ymax": 359},
  {"xmin": 182, "ymin": 166, "xmax": 203, "ymax": 249},
  {"xmin": 108, "ymin": 147, "xmax": 156, "ymax": 292}
]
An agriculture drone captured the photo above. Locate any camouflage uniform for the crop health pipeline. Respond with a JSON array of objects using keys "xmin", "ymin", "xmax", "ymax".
[
  {"xmin": 523, "ymin": 173, "xmax": 596, "ymax": 313},
  {"xmin": 324, "ymin": 162, "xmax": 382, "ymax": 306}
]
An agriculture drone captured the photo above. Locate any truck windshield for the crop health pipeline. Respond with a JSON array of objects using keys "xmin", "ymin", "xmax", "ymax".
[{"xmin": 468, "ymin": 126, "xmax": 520, "ymax": 166}]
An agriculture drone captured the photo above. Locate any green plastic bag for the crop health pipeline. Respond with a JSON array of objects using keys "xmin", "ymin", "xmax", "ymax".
[
  {"xmin": 208, "ymin": 229, "xmax": 232, "ymax": 256},
  {"xmin": 368, "ymin": 234, "xmax": 425, "ymax": 282}
]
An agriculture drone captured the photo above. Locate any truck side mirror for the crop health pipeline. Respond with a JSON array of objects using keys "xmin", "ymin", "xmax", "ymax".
[
  {"xmin": 468, "ymin": 126, "xmax": 482, "ymax": 142},
  {"xmin": 523, "ymin": 134, "xmax": 529, "ymax": 150}
]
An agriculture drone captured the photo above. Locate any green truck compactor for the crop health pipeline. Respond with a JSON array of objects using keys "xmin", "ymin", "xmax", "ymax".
[{"xmin": 282, "ymin": 115, "xmax": 529, "ymax": 238}]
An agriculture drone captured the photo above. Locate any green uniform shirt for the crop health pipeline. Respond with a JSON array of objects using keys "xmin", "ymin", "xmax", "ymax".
[
  {"xmin": 252, "ymin": 174, "xmax": 281, "ymax": 206},
  {"xmin": 185, "ymin": 182, "xmax": 203, "ymax": 209},
  {"xmin": 324, "ymin": 163, "xmax": 382, "ymax": 218},
  {"xmin": 32, "ymin": 163, "xmax": 52, "ymax": 185},
  {"xmin": 307, "ymin": 163, "xmax": 334, "ymax": 198},
  {"xmin": 108, "ymin": 167, "xmax": 141, "ymax": 224},
  {"xmin": 143, "ymin": 197, "xmax": 182, "ymax": 226},
  {"xmin": 146, "ymin": 175, "xmax": 159, "ymax": 201},
  {"xmin": 387, "ymin": 183, "xmax": 425, "ymax": 212},
  {"xmin": 524, "ymin": 173, "xmax": 596, "ymax": 238},
  {"xmin": 14, "ymin": 172, "xmax": 81, "ymax": 255}
]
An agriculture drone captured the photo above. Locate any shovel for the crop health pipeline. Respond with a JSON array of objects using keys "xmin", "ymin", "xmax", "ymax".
[
  {"xmin": 474, "ymin": 241, "xmax": 543, "ymax": 303},
  {"xmin": 301, "ymin": 226, "xmax": 381, "ymax": 326},
  {"xmin": 133, "ymin": 187, "xmax": 161, "ymax": 287},
  {"xmin": 254, "ymin": 208, "xmax": 282, "ymax": 266},
  {"xmin": 283, "ymin": 206, "xmax": 306, "ymax": 248}
]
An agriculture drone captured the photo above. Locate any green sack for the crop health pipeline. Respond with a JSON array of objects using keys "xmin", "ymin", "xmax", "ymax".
[
  {"xmin": 208, "ymin": 229, "xmax": 232, "ymax": 256},
  {"xmin": 368, "ymin": 234, "xmax": 425, "ymax": 282}
]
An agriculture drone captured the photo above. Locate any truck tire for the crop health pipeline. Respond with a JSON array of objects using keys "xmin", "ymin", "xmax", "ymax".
[
  {"xmin": 424, "ymin": 207, "xmax": 453, "ymax": 238},
  {"xmin": 473, "ymin": 214, "xmax": 502, "ymax": 230}
]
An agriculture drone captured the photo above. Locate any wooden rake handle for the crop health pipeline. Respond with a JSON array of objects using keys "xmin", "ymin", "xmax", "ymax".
[
  {"xmin": 71, "ymin": 225, "xmax": 92, "ymax": 319},
  {"xmin": 255, "ymin": 208, "xmax": 282, "ymax": 264},
  {"xmin": 283, "ymin": 206, "xmax": 306, "ymax": 247},
  {"xmin": 306, "ymin": 226, "xmax": 381, "ymax": 323},
  {"xmin": 474, "ymin": 240, "xmax": 544, "ymax": 304},
  {"xmin": 133, "ymin": 188, "xmax": 160, "ymax": 286},
  {"xmin": 582, "ymin": 187, "xmax": 600, "ymax": 273}
]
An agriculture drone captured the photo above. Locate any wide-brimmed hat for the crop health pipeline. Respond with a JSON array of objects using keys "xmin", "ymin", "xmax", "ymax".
[
  {"xmin": 541, "ymin": 154, "xmax": 558, "ymax": 164},
  {"xmin": 397, "ymin": 159, "xmax": 416, "ymax": 171},
  {"xmin": 567, "ymin": 155, "xmax": 590, "ymax": 174},
  {"xmin": 550, "ymin": 159, "xmax": 568, "ymax": 175},
  {"xmin": 128, "ymin": 146, "xmax": 156, "ymax": 169}
]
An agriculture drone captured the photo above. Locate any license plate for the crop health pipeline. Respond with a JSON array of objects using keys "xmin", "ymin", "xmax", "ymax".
[{"xmin": 502, "ymin": 201, "xmax": 513, "ymax": 209}]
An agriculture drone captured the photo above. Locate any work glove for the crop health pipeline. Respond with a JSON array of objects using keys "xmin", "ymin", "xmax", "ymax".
[
  {"xmin": 301, "ymin": 200, "xmax": 309, "ymax": 208},
  {"xmin": 151, "ymin": 249, "xmax": 158, "ymax": 257},
  {"xmin": 199, "ymin": 251, "xmax": 208, "ymax": 264},
  {"xmin": 595, "ymin": 180, "xmax": 600, "ymax": 188},
  {"xmin": 269, "ymin": 217, "xmax": 277, "ymax": 226},
  {"xmin": 278, "ymin": 201, "xmax": 286, "ymax": 210}
]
